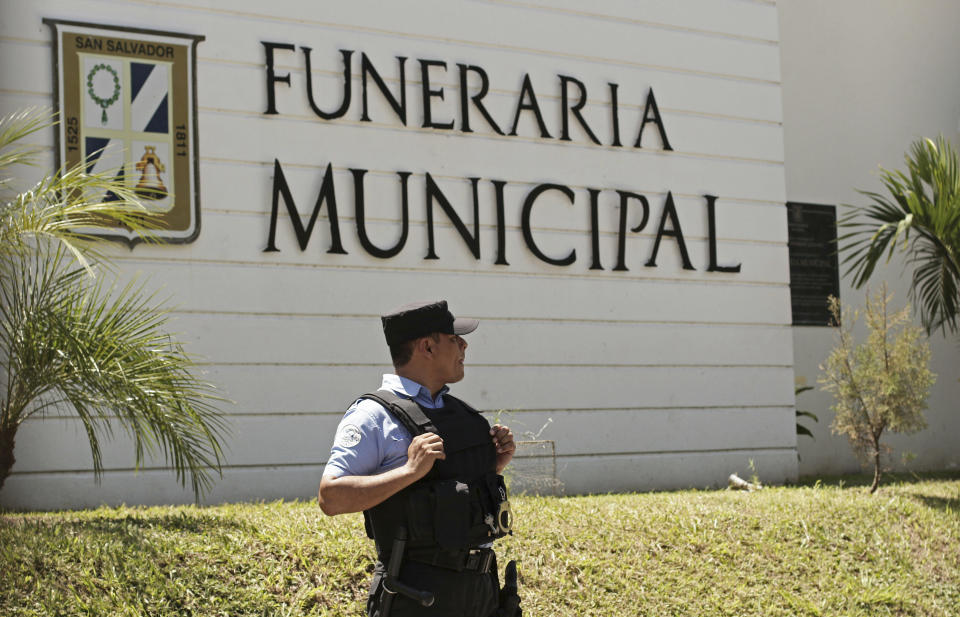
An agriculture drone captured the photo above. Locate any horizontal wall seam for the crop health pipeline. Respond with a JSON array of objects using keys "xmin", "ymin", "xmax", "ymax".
[
  {"xmin": 9, "ymin": 447, "xmax": 796, "ymax": 476},
  {"xmin": 220, "ymin": 53, "xmax": 781, "ymax": 89},
  {"xmin": 8, "ymin": 462, "xmax": 326, "ymax": 476},
  {"xmin": 109, "ymin": 256, "xmax": 791, "ymax": 288},
  {"xmin": 200, "ymin": 158, "xmax": 788, "ymax": 195},
  {"xmin": 1, "ymin": 129, "xmax": 786, "ymax": 198},
  {"xmin": 197, "ymin": 108, "xmax": 786, "ymax": 166},
  {"xmin": 194, "ymin": 63, "xmax": 780, "ymax": 117},
  {"xmin": 208, "ymin": 207, "xmax": 785, "ymax": 220},
  {"xmin": 177, "ymin": 210, "xmax": 787, "ymax": 247},
  {"xmin": 0, "ymin": 88, "xmax": 783, "ymax": 128},
  {"xmin": 198, "ymin": 157, "xmax": 789, "ymax": 206},
  {"xmin": 0, "ymin": 88, "xmax": 784, "ymax": 131},
  {"xmin": 211, "ymin": 86, "xmax": 784, "ymax": 127},
  {"xmin": 559, "ymin": 446, "xmax": 798, "ymax": 459},
  {"xmin": 166, "ymin": 309, "xmax": 795, "ymax": 328},
  {"xmin": 0, "ymin": 35, "xmax": 46, "ymax": 46},
  {"xmin": 193, "ymin": 362, "xmax": 795, "ymax": 368},
  {"xmin": 20, "ymin": 404, "xmax": 797, "ymax": 422},
  {"xmin": 203, "ymin": 159, "xmax": 782, "ymax": 188},
  {"xmin": 0, "ymin": 79, "xmax": 783, "ymax": 128},
  {"xmin": 214, "ymin": 63, "xmax": 782, "ymax": 109},
  {"xmin": 530, "ymin": 446, "xmax": 797, "ymax": 459},
  {"xmin": 474, "ymin": 0, "xmax": 780, "ymax": 45},
  {"xmin": 0, "ymin": 88, "xmax": 48, "ymax": 97},
  {"xmin": 0, "ymin": 143, "xmax": 788, "ymax": 208},
  {"xmin": 1, "ymin": 10, "xmax": 783, "ymax": 85},
  {"xmin": 487, "ymin": 405, "xmax": 798, "ymax": 413}
]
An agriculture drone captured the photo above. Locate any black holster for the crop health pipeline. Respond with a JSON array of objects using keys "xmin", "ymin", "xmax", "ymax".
[
  {"xmin": 497, "ymin": 559, "xmax": 522, "ymax": 617},
  {"xmin": 375, "ymin": 526, "xmax": 435, "ymax": 617}
]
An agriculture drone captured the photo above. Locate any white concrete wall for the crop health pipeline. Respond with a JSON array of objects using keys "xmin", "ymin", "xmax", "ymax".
[
  {"xmin": 0, "ymin": 0, "xmax": 796, "ymax": 509},
  {"xmin": 779, "ymin": 0, "xmax": 960, "ymax": 476}
]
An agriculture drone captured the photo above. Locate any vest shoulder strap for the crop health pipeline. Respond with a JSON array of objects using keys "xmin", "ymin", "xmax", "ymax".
[{"xmin": 359, "ymin": 389, "xmax": 439, "ymax": 436}]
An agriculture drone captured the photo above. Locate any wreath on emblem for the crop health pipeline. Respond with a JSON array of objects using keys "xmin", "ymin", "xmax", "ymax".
[{"xmin": 86, "ymin": 63, "xmax": 120, "ymax": 124}]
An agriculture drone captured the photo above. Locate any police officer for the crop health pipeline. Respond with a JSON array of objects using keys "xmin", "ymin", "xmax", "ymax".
[{"xmin": 319, "ymin": 300, "xmax": 516, "ymax": 617}]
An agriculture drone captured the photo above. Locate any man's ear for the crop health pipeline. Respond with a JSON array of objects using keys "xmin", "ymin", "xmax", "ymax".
[{"xmin": 414, "ymin": 336, "xmax": 433, "ymax": 358}]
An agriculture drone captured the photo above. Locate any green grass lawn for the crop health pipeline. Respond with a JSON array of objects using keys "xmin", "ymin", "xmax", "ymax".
[{"xmin": 2, "ymin": 474, "xmax": 958, "ymax": 616}]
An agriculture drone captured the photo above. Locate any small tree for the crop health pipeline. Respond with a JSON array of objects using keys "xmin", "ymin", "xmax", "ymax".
[
  {"xmin": 819, "ymin": 285, "xmax": 935, "ymax": 493},
  {"xmin": 1, "ymin": 109, "xmax": 227, "ymax": 501}
]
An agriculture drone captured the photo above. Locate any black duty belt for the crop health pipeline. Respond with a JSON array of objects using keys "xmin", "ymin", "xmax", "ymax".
[{"xmin": 404, "ymin": 547, "xmax": 495, "ymax": 573}]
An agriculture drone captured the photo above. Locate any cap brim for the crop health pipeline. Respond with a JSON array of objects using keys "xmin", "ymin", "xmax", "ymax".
[{"xmin": 453, "ymin": 317, "xmax": 479, "ymax": 335}]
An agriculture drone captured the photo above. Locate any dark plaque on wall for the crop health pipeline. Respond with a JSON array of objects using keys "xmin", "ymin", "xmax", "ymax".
[{"xmin": 786, "ymin": 202, "xmax": 840, "ymax": 326}]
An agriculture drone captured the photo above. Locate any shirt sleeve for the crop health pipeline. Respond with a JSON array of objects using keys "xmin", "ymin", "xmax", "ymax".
[{"xmin": 322, "ymin": 399, "xmax": 411, "ymax": 478}]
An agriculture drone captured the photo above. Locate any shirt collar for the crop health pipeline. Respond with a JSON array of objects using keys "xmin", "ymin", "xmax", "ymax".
[{"xmin": 381, "ymin": 374, "xmax": 448, "ymax": 408}]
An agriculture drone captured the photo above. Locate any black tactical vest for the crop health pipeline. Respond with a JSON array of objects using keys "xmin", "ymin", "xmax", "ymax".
[{"xmin": 360, "ymin": 390, "xmax": 507, "ymax": 557}]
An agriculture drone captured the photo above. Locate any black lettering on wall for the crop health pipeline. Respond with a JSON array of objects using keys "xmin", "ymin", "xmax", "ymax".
[
  {"xmin": 634, "ymin": 88, "xmax": 673, "ymax": 151},
  {"xmin": 509, "ymin": 74, "xmax": 551, "ymax": 138},
  {"xmin": 458, "ymin": 64, "xmax": 504, "ymax": 135},
  {"xmin": 646, "ymin": 191, "xmax": 693, "ymax": 269},
  {"xmin": 588, "ymin": 188, "xmax": 603, "ymax": 270},
  {"xmin": 705, "ymin": 195, "xmax": 741, "ymax": 273},
  {"xmin": 260, "ymin": 165, "xmax": 745, "ymax": 273},
  {"xmin": 361, "ymin": 53, "xmax": 408, "ymax": 124},
  {"xmin": 352, "ymin": 169, "xmax": 411, "ymax": 258},
  {"xmin": 559, "ymin": 75, "xmax": 601, "ymax": 144},
  {"xmin": 262, "ymin": 41, "xmax": 295, "ymax": 115},
  {"xmin": 613, "ymin": 191, "xmax": 650, "ymax": 271},
  {"xmin": 609, "ymin": 83, "xmax": 622, "ymax": 147},
  {"xmin": 491, "ymin": 179, "xmax": 509, "ymax": 265},
  {"xmin": 265, "ymin": 159, "xmax": 346, "ymax": 254},
  {"xmin": 522, "ymin": 183, "xmax": 576, "ymax": 266},
  {"xmin": 420, "ymin": 59, "xmax": 455, "ymax": 130},
  {"xmin": 302, "ymin": 47, "xmax": 353, "ymax": 120},
  {"xmin": 425, "ymin": 174, "xmax": 481, "ymax": 260},
  {"xmin": 262, "ymin": 43, "xmax": 688, "ymax": 157}
]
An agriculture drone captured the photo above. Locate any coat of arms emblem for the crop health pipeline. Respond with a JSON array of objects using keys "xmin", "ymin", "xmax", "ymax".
[{"xmin": 45, "ymin": 19, "xmax": 204, "ymax": 245}]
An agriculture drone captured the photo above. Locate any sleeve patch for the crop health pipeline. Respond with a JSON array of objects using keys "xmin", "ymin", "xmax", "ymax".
[{"xmin": 336, "ymin": 424, "xmax": 363, "ymax": 448}]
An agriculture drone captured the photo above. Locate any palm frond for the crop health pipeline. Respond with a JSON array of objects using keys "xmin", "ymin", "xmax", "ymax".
[
  {"xmin": 839, "ymin": 136, "xmax": 960, "ymax": 335},
  {"xmin": 1, "ymin": 110, "xmax": 167, "ymax": 274},
  {"xmin": 1, "ymin": 246, "xmax": 228, "ymax": 497},
  {"xmin": 3, "ymin": 162, "xmax": 165, "ymax": 270},
  {"xmin": 0, "ymin": 107, "xmax": 54, "ymax": 175},
  {"xmin": 909, "ymin": 242, "xmax": 960, "ymax": 333},
  {"xmin": 1, "ymin": 108, "xmax": 229, "ymax": 500}
]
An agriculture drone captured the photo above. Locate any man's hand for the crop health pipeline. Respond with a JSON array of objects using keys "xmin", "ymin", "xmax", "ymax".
[
  {"xmin": 490, "ymin": 424, "xmax": 516, "ymax": 473},
  {"xmin": 404, "ymin": 432, "xmax": 446, "ymax": 480},
  {"xmin": 319, "ymin": 432, "xmax": 446, "ymax": 516}
]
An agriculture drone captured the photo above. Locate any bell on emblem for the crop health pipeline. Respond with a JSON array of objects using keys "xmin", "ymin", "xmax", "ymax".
[{"xmin": 134, "ymin": 146, "xmax": 168, "ymax": 200}]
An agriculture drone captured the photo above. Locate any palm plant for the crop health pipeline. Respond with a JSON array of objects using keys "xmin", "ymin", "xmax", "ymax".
[
  {"xmin": 0, "ymin": 108, "xmax": 227, "ymax": 500},
  {"xmin": 840, "ymin": 136, "xmax": 960, "ymax": 335}
]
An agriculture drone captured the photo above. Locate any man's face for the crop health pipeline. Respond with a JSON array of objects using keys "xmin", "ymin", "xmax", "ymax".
[{"xmin": 432, "ymin": 333, "xmax": 468, "ymax": 384}]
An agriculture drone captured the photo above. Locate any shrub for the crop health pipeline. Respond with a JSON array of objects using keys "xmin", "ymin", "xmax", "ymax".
[{"xmin": 819, "ymin": 285, "xmax": 935, "ymax": 493}]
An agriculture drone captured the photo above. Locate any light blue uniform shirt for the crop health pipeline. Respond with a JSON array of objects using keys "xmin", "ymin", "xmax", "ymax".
[{"xmin": 323, "ymin": 374, "xmax": 449, "ymax": 479}]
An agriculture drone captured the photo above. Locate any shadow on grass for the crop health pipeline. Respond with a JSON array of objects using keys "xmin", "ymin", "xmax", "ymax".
[
  {"xmin": 903, "ymin": 494, "xmax": 960, "ymax": 516},
  {"xmin": 1, "ymin": 511, "xmax": 251, "ymax": 550},
  {"xmin": 797, "ymin": 470, "xmax": 960, "ymax": 490},
  {"xmin": 77, "ymin": 511, "xmax": 250, "ymax": 533}
]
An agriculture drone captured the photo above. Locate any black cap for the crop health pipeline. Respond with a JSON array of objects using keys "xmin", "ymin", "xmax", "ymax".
[{"xmin": 381, "ymin": 300, "xmax": 479, "ymax": 346}]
